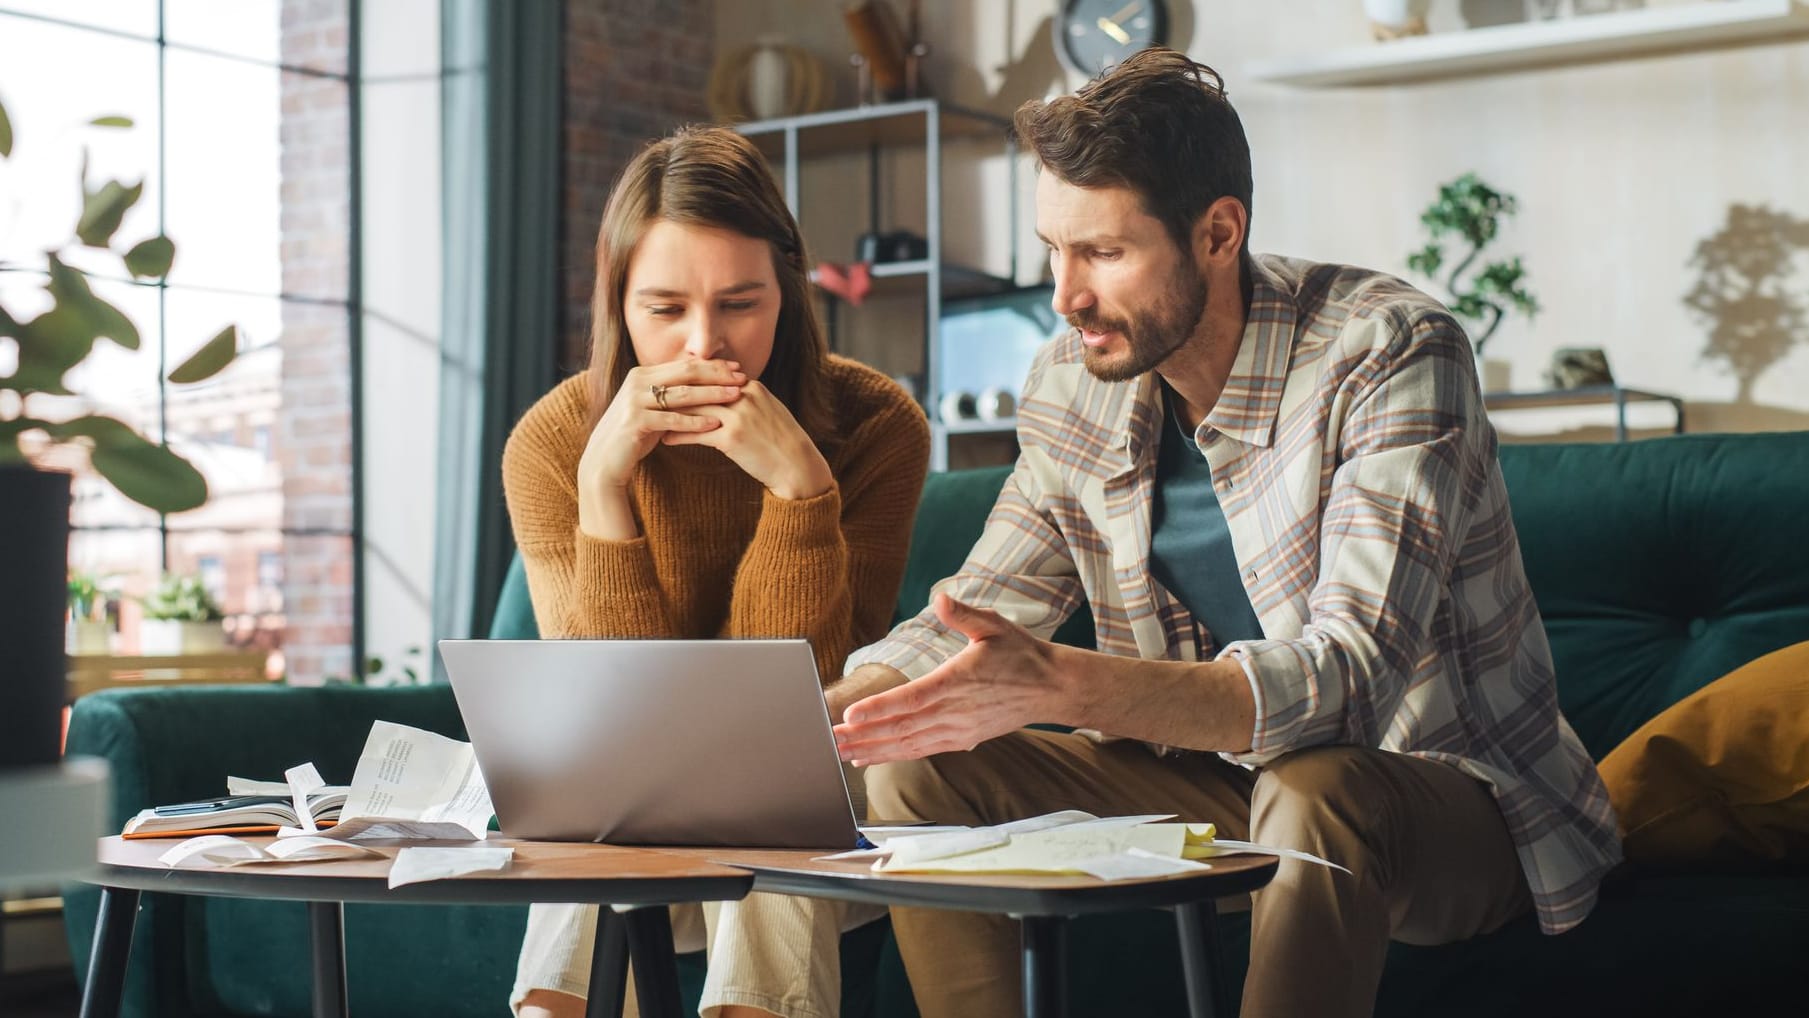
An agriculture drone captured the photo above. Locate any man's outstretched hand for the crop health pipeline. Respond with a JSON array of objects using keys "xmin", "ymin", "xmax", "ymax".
[{"xmin": 832, "ymin": 593, "xmax": 1084, "ymax": 766}]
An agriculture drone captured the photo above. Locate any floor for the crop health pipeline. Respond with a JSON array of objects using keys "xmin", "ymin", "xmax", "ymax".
[{"xmin": 0, "ymin": 970, "xmax": 81, "ymax": 1018}]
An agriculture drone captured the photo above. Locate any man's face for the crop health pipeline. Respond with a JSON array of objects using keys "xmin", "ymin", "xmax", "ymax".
[{"xmin": 1035, "ymin": 173, "xmax": 1207, "ymax": 382}]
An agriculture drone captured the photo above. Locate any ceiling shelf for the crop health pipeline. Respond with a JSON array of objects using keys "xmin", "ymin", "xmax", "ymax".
[{"xmin": 1246, "ymin": 0, "xmax": 1809, "ymax": 87}]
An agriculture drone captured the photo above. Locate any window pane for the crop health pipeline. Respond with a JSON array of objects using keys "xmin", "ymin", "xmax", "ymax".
[
  {"xmin": 164, "ymin": 0, "xmax": 349, "ymax": 75},
  {"xmin": 0, "ymin": 2, "xmax": 157, "ymax": 38},
  {"xmin": 162, "ymin": 290, "xmax": 287, "ymax": 533},
  {"xmin": 273, "ymin": 532, "xmax": 354, "ymax": 683},
  {"xmin": 0, "ymin": 16, "xmax": 160, "ymax": 279},
  {"xmin": 2, "ymin": 270, "xmax": 164, "ymax": 529},
  {"xmin": 164, "ymin": 527, "xmax": 285, "ymax": 661},
  {"xmin": 68, "ymin": 527, "xmax": 161, "ymax": 652}
]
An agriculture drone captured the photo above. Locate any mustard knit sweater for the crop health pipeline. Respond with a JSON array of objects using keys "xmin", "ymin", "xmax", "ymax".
[{"xmin": 501, "ymin": 356, "xmax": 930, "ymax": 682}]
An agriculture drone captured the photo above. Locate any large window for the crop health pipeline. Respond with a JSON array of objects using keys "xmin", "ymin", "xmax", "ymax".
[{"xmin": 0, "ymin": 1, "xmax": 358, "ymax": 680}]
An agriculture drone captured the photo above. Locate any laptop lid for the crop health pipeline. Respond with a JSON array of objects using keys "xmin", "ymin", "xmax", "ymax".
[{"xmin": 439, "ymin": 638, "xmax": 860, "ymax": 849}]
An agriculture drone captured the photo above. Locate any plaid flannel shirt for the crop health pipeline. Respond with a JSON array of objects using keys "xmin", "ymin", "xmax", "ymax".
[{"xmin": 848, "ymin": 254, "xmax": 1622, "ymax": 934}]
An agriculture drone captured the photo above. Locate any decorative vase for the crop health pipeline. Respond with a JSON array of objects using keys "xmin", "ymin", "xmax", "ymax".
[
  {"xmin": 0, "ymin": 466, "xmax": 73, "ymax": 770},
  {"xmin": 141, "ymin": 619, "xmax": 226, "ymax": 655},
  {"xmin": 748, "ymin": 35, "xmax": 790, "ymax": 121},
  {"xmin": 1364, "ymin": 0, "xmax": 1432, "ymax": 39}
]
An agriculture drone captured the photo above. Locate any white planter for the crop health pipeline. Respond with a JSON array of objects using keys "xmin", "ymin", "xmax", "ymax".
[
  {"xmin": 66, "ymin": 619, "xmax": 113, "ymax": 655},
  {"xmin": 140, "ymin": 619, "xmax": 226, "ymax": 655},
  {"xmin": 1477, "ymin": 357, "xmax": 1513, "ymax": 394}
]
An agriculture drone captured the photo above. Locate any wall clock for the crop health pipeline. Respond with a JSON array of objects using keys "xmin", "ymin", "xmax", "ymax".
[{"xmin": 1055, "ymin": 0, "xmax": 1173, "ymax": 78}]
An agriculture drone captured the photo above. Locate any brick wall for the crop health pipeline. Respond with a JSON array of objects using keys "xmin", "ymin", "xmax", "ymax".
[
  {"xmin": 561, "ymin": 0, "xmax": 716, "ymax": 369},
  {"xmin": 278, "ymin": 0, "xmax": 354, "ymax": 682}
]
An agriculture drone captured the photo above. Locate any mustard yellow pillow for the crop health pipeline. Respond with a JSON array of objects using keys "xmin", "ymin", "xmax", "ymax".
[{"xmin": 1598, "ymin": 641, "xmax": 1809, "ymax": 870}]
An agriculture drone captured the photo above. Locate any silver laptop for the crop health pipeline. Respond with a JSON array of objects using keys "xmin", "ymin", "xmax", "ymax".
[{"xmin": 439, "ymin": 638, "xmax": 861, "ymax": 849}]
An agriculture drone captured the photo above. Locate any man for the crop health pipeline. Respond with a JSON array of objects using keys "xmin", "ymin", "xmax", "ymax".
[{"xmin": 825, "ymin": 49, "xmax": 1620, "ymax": 1018}]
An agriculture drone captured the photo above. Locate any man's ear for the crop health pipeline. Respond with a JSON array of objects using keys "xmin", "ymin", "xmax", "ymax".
[{"xmin": 1191, "ymin": 195, "xmax": 1248, "ymax": 269}]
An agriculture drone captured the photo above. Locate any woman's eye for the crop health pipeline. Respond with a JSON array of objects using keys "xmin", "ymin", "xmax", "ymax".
[
  {"xmin": 721, "ymin": 300, "xmax": 758, "ymax": 312},
  {"xmin": 1094, "ymin": 250, "xmax": 1122, "ymax": 261},
  {"xmin": 647, "ymin": 305, "xmax": 682, "ymax": 317}
]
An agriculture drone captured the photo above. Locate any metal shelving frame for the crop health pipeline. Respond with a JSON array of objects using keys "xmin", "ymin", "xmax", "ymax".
[{"xmin": 737, "ymin": 99, "xmax": 1020, "ymax": 471}]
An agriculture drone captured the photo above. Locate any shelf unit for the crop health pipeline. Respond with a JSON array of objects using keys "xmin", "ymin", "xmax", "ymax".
[
  {"xmin": 1247, "ymin": 0, "xmax": 1809, "ymax": 87},
  {"xmin": 1483, "ymin": 385, "xmax": 1684, "ymax": 441},
  {"xmin": 737, "ymin": 100, "xmax": 1020, "ymax": 470}
]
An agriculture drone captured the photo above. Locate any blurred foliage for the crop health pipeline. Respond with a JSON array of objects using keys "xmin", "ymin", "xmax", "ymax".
[{"xmin": 0, "ymin": 92, "xmax": 238, "ymax": 513}]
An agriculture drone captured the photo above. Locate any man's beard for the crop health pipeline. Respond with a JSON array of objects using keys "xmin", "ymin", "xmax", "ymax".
[{"xmin": 1069, "ymin": 261, "xmax": 1208, "ymax": 383}]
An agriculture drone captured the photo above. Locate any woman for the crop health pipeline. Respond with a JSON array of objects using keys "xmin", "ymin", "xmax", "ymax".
[{"xmin": 504, "ymin": 124, "xmax": 928, "ymax": 1018}]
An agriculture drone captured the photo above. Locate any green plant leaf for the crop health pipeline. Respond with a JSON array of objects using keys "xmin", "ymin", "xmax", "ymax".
[
  {"xmin": 76, "ymin": 177, "xmax": 144, "ymax": 248},
  {"xmin": 0, "ymin": 93, "xmax": 13, "ymax": 158},
  {"xmin": 12, "ymin": 309, "xmax": 93, "ymax": 393},
  {"xmin": 48, "ymin": 415, "xmax": 210, "ymax": 513},
  {"xmin": 167, "ymin": 325, "xmax": 237, "ymax": 384},
  {"xmin": 123, "ymin": 235, "xmax": 175, "ymax": 279},
  {"xmin": 46, "ymin": 254, "xmax": 139, "ymax": 350},
  {"xmin": 366, "ymin": 655, "xmax": 385, "ymax": 676},
  {"xmin": 89, "ymin": 115, "xmax": 134, "ymax": 128}
]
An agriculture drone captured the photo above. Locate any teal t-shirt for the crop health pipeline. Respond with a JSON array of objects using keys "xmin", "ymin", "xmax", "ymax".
[{"xmin": 1148, "ymin": 387, "xmax": 1265, "ymax": 650}]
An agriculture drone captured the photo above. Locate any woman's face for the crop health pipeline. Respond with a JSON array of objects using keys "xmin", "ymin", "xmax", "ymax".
[{"xmin": 622, "ymin": 219, "xmax": 782, "ymax": 380}]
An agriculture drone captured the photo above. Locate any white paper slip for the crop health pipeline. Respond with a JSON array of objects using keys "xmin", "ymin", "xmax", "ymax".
[
  {"xmin": 285, "ymin": 762, "xmax": 326, "ymax": 833},
  {"xmin": 1058, "ymin": 814, "xmax": 1176, "ymax": 830},
  {"xmin": 882, "ymin": 827, "xmax": 1012, "ymax": 866},
  {"xmin": 1071, "ymin": 848, "xmax": 1212, "ymax": 881},
  {"xmin": 159, "ymin": 835, "xmax": 380, "ymax": 868},
  {"xmin": 316, "ymin": 721, "xmax": 494, "ymax": 841},
  {"xmin": 1191, "ymin": 837, "xmax": 1351, "ymax": 874},
  {"xmin": 388, "ymin": 846, "xmax": 514, "ymax": 889}
]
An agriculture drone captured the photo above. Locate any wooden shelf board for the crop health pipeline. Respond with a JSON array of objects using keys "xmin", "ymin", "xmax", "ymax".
[{"xmin": 1247, "ymin": 0, "xmax": 1809, "ymax": 87}]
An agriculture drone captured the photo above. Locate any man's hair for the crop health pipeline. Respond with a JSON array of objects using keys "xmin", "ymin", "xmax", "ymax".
[{"xmin": 1014, "ymin": 48, "xmax": 1252, "ymax": 254}]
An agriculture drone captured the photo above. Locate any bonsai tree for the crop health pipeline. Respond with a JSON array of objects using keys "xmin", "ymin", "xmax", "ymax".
[
  {"xmin": 1406, "ymin": 173, "xmax": 1540, "ymax": 358},
  {"xmin": 140, "ymin": 573, "xmax": 225, "ymax": 623},
  {"xmin": 0, "ymin": 92, "xmax": 238, "ymax": 512}
]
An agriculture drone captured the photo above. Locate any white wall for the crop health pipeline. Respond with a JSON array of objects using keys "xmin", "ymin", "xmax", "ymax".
[
  {"xmin": 359, "ymin": 0, "xmax": 442, "ymax": 679},
  {"xmin": 716, "ymin": 0, "xmax": 1809, "ymax": 438}
]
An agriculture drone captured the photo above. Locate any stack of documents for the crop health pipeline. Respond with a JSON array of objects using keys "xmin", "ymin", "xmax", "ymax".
[{"xmin": 843, "ymin": 811, "xmax": 1348, "ymax": 881}]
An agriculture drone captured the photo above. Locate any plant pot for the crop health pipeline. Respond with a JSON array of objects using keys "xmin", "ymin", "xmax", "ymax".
[
  {"xmin": 140, "ymin": 619, "xmax": 226, "ymax": 655},
  {"xmin": 1477, "ymin": 356, "xmax": 1513, "ymax": 394},
  {"xmin": 66, "ymin": 619, "xmax": 113, "ymax": 655},
  {"xmin": 0, "ymin": 465, "xmax": 73, "ymax": 770}
]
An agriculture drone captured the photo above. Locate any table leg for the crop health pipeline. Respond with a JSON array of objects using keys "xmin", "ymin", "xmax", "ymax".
[
  {"xmin": 1175, "ymin": 900, "xmax": 1228, "ymax": 1018},
  {"xmin": 78, "ymin": 887, "xmax": 140, "ymax": 1018},
  {"xmin": 622, "ymin": 906, "xmax": 684, "ymax": 1018},
  {"xmin": 1019, "ymin": 914, "xmax": 1069, "ymax": 1018},
  {"xmin": 308, "ymin": 901, "xmax": 348, "ymax": 1018},
  {"xmin": 585, "ymin": 907, "xmax": 631, "ymax": 1018}
]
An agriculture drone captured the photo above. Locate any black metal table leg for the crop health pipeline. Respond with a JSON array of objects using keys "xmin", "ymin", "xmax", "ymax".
[
  {"xmin": 585, "ymin": 907, "xmax": 632, "ymax": 1018},
  {"xmin": 1176, "ymin": 900, "xmax": 1228, "ymax": 1018},
  {"xmin": 622, "ymin": 906, "xmax": 684, "ymax": 1018},
  {"xmin": 308, "ymin": 901, "xmax": 348, "ymax": 1018},
  {"xmin": 78, "ymin": 887, "xmax": 141, "ymax": 1018},
  {"xmin": 1019, "ymin": 914, "xmax": 1070, "ymax": 1018}
]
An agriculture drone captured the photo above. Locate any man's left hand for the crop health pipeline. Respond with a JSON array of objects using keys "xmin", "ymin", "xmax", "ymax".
[{"xmin": 833, "ymin": 593, "xmax": 1083, "ymax": 766}]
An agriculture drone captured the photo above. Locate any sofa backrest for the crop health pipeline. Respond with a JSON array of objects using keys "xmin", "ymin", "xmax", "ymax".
[
  {"xmin": 1497, "ymin": 432, "xmax": 1809, "ymax": 757},
  {"xmin": 491, "ymin": 432, "xmax": 1809, "ymax": 760},
  {"xmin": 901, "ymin": 433, "xmax": 1809, "ymax": 761}
]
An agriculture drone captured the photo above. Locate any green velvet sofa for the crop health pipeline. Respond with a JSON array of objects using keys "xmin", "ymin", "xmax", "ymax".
[{"xmin": 65, "ymin": 431, "xmax": 1809, "ymax": 1017}]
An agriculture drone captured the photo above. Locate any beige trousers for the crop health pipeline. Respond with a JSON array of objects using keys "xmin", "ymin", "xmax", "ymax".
[
  {"xmin": 865, "ymin": 730, "xmax": 1534, "ymax": 1018},
  {"xmin": 511, "ymin": 894, "xmax": 887, "ymax": 1018}
]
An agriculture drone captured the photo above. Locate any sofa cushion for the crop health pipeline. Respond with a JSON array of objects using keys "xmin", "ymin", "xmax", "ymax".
[
  {"xmin": 1497, "ymin": 433, "xmax": 1809, "ymax": 760},
  {"xmin": 1597, "ymin": 641, "xmax": 1809, "ymax": 870}
]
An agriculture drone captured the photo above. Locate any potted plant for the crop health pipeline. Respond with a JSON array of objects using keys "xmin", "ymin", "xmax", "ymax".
[
  {"xmin": 1406, "ymin": 172, "xmax": 1540, "ymax": 392},
  {"xmin": 138, "ymin": 573, "xmax": 227, "ymax": 654},
  {"xmin": 66, "ymin": 570, "xmax": 113, "ymax": 654},
  {"xmin": 0, "ymin": 93, "xmax": 237, "ymax": 767}
]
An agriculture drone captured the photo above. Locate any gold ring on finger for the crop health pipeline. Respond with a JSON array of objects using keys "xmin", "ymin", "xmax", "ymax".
[{"xmin": 651, "ymin": 383, "xmax": 670, "ymax": 411}]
